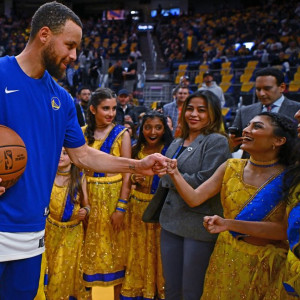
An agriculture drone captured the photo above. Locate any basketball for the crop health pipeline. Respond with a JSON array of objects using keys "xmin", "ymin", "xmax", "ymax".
[{"xmin": 0, "ymin": 125, "xmax": 27, "ymax": 189}]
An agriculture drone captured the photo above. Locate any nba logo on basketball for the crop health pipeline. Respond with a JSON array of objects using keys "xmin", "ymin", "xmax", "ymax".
[{"xmin": 4, "ymin": 150, "xmax": 13, "ymax": 170}]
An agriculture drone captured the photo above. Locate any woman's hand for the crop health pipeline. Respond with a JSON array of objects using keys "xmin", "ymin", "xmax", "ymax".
[
  {"xmin": 111, "ymin": 211, "xmax": 125, "ymax": 232},
  {"xmin": 131, "ymin": 174, "xmax": 146, "ymax": 184},
  {"xmin": 203, "ymin": 215, "xmax": 228, "ymax": 234},
  {"xmin": 166, "ymin": 159, "xmax": 178, "ymax": 175},
  {"xmin": 78, "ymin": 208, "xmax": 88, "ymax": 221}
]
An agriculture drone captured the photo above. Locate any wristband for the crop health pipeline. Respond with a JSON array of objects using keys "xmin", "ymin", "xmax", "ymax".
[{"xmin": 116, "ymin": 198, "xmax": 128, "ymax": 212}]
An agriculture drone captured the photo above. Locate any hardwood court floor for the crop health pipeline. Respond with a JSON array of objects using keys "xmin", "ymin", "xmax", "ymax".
[{"xmin": 92, "ymin": 286, "xmax": 114, "ymax": 300}]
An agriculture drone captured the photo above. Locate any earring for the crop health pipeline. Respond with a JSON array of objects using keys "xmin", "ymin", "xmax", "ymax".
[{"xmin": 272, "ymin": 144, "xmax": 275, "ymax": 150}]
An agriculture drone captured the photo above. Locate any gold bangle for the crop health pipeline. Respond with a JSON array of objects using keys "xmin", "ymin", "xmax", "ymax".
[
  {"xmin": 83, "ymin": 206, "xmax": 90, "ymax": 216},
  {"xmin": 131, "ymin": 174, "xmax": 136, "ymax": 183}
]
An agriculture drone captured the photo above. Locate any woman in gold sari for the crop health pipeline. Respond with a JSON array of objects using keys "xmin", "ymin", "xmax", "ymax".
[
  {"xmin": 266, "ymin": 111, "xmax": 300, "ymax": 299},
  {"xmin": 166, "ymin": 112, "xmax": 297, "ymax": 299}
]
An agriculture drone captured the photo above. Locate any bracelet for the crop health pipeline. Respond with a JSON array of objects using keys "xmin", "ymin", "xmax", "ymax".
[
  {"xmin": 131, "ymin": 174, "xmax": 136, "ymax": 183},
  {"xmin": 116, "ymin": 198, "xmax": 128, "ymax": 213},
  {"xmin": 82, "ymin": 206, "xmax": 91, "ymax": 216}
]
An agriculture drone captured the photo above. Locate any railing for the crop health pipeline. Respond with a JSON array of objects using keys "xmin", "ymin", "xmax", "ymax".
[{"xmin": 147, "ymin": 31, "xmax": 157, "ymax": 73}]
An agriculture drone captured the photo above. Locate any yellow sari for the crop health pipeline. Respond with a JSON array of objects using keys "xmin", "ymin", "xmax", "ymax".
[
  {"xmin": 201, "ymin": 159, "xmax": 289, "ymax": 300},
  {"xmin": 121, "ymin": 148, "xmax": 165, "ymax": 299}
]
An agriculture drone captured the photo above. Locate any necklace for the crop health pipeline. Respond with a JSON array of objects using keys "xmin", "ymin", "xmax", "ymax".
[
  {"xmin": 56, "ymin": 170, "xmax": 71, "ymax": 176},
  {"xmin": 249, "ymin": 157, "xmax": 279, "ymax": 168}
]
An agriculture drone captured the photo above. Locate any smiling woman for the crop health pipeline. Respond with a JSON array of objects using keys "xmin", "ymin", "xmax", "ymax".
[
  {"xmin": 156, "ymin": 90, "xmax": 231, "ymax": 299},
  {"xmin": 81, "ymin": 88, "xmax": 132, "ymax": 300},
  {"xmin": 166, "ymin": 112, "xmax": 298, "ymax": 299}
]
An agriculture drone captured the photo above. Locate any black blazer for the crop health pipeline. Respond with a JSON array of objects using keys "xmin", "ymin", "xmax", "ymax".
[{"xmin": 75, "ymin": 103, "xmax": 86, "ymax": 127}]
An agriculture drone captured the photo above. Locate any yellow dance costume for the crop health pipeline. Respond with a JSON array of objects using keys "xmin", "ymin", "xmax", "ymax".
[
  {"xmin": 283, "ymin": 196, "xmax": 300, "ymax": 298},
  {"xmin": 45, "ymin": 178, "xmax": 89, "ymax": 300},
  {"xmin": 120, "ymin": 146, "xmax": 167, "ymax": 300},
  {"xmin": 82, "ymin": 124, "xmax": 128, "ymax": 287},
  {"xmin": 201, "ymin": 159, "xmax": 289, "ymax": 300}
]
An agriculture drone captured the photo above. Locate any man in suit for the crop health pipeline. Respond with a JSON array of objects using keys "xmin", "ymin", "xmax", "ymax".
[
  {"xmin": 75, "ymin": 86, "xmax": 91, "ymax": 126},
  {"xmin": 231, "ymin": 67, "xmax": 300, "ymax": 148},
  {"xmin": 163, "ymin": 85, "xmax": 190, "ymax": 136}
]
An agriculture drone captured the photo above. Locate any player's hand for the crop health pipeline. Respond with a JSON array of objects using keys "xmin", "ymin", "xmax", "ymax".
[
  {"xmin": 78, "ymin": 208, "xmax": 88, "ymax": 221},
  {"xmin": 229, "ymin": 134, "xmax": 244, "ymax": 148},
  {"xmin": 138, "ymin": 153, "xmax": 171, "ymax": 176},
  {"xmin": 0, "ymin": 178, "xmax": 5, "ymax": 196},
  {"xmin": 111, "ymin": 211, "xmax": 125, "ymax": 232},
  {"xmin": 203, "ymin": 215, "xmax": 227, "ymax": 234}
]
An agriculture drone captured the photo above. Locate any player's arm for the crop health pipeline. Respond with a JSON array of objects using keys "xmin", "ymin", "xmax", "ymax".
[{"xmin": 66, "ymin": 143, "xmax": 169, "ymax": 176}]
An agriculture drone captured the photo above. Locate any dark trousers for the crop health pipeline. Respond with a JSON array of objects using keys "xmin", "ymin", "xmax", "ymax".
[
  {"xmin": 160, "ymin": 228, "xmax": 215, "ymax": 300},
  {"xmin": 0, "ymin": 254, "xmax": 42, "ymax": 300}
]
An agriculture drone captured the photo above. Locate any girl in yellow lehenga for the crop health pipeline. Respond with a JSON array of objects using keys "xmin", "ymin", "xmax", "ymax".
[
  {"xmin": 166, "ymin": 112, "xmax": 298, "ymax": 299},
  {"xmin": 81, "ymin": 88, "xmax": 131, "ymax": 300},
  {"xmin": 120, "ymin": 111, "xmax": 173, "ymax": 300},
  {"xmin": 42, "ymin": 147, "xmax": 90, "ymax": 300}
]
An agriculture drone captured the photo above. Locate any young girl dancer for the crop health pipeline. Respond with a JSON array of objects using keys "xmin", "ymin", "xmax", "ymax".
[
  {"xmin": 82, "ymin": 88, "xmax": 131, "ymax": 300},
  {"xmin": 120, "ymin": 111, "xmax": 173, "ymax": 300},
  {"xmin": 45, "ymin": 147, "xmax": 90, "ymax": 299}
]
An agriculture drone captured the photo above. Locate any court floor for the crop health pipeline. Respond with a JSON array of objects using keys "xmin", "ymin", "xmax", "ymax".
[{"xmin": 92, "ymin": 286, "xmax": 114, "ymax": 300}]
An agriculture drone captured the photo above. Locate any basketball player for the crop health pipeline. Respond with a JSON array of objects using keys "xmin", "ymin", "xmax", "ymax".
[{"xmin": 0, "ymin": 2, "xmax": 169, "ymax": 299}]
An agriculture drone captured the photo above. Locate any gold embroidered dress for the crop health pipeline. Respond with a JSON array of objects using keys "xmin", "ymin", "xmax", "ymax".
[
  {"xmin": 82, "ymin": 124, "xmax": 127, "ymax": 287},
  {"xmin": 45, "ymin": 182, "xmax": 88, "ymax": 300},
  {"xmin": 265, "ymin": 186, "xmax": 300, "ymax": 299},
  {"xmin": 201, "ymin": 159, "xmax": 289, "ymax": 300},
  {"xmin": 283, "ymin": 197, "xmax": 300, "ymax": 298},
  {"xmin": 120, "ymin": 147, "xmax": 165, "ymax": 300}
]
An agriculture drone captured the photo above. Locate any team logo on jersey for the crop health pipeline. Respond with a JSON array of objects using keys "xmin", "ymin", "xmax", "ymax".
[{"xmin": 51, "ymin": 97, "xmax": 61, "ymax": 110}]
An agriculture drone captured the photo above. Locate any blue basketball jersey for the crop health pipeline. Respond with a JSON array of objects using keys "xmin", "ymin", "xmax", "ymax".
[{"xmin": 0, "ymin": 56, "xmax": 85, "ymax": 232}]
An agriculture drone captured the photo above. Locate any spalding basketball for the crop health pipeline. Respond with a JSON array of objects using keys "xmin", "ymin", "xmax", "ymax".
[{"xmin": 0, "ymin": 125, "xmax": 27, "ymax": 189}]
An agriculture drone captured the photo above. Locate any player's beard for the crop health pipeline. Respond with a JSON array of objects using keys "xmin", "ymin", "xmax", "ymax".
[{"xmin": 42, "ymin": 41, "xmax": 66, "ymax": 79}]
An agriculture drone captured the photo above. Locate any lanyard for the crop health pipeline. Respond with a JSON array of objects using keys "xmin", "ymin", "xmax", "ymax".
[{"xmin": 172, "ymin": 144, "xmax": 183, "ymax": 159}]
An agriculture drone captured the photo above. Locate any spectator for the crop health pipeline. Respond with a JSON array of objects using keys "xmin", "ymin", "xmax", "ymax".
[
  {"xmin": 163, "ymin": 85, "xmax": 190, "ymax": 136},
  {"xmin": 88, "ymin": 50, "xmax": 103, "ymax": 90},
  {"xmin": 198, "ymin": 72, "xmax": 225, "ymax": 107},
  {"xmin": 158, "ymin": 90, "xmax": 231, "ymax": 299},
  {"xmin": 183, "ymin": 29, "xmax": 198, "ymax": 59},
  {"xmin": 285, "ymin": 40, "xmax": 300, "ymax": 56},
  {"xmin": 130, "ymin": 45, "xmax": 142, "ymax": 59},
  {"xmin": 123, "ymin": 56, "xmax": 137, "ymax": 93},
  {"xmin": 180, "ymin": 75, "xmax": 195, "ymax": 93},
  {"xmin": 108, "ymin": 59, "xmax": 125, "ymax": 94},
  {"xmin": 230, "ymin": 67, "xmax": 300, "ymax": 151},
  {"xmin": 253, "ymin": 42, "xmax": 268, "ymax": 60},
  {"xmin": 75, "ymin": 87, "xmax": 91, "ymax": 127},
  {"xmin": 115, "ymin": 89, "xmax": 137, "ymax": 125}
]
